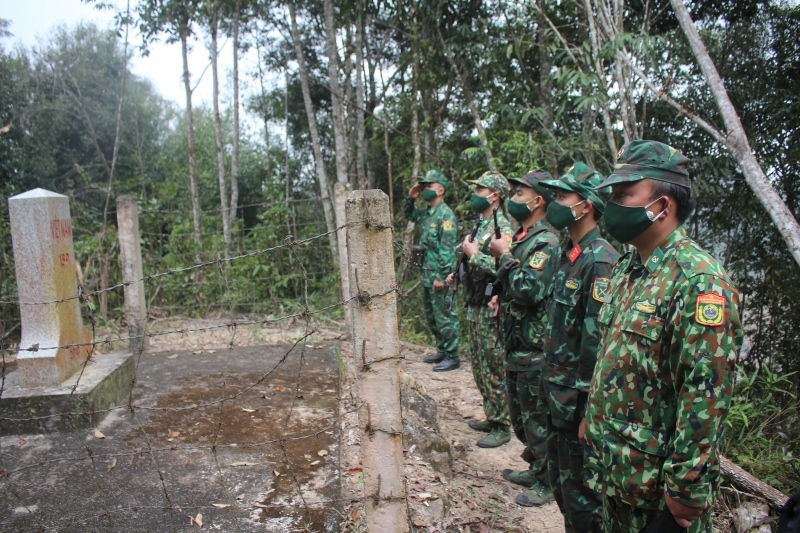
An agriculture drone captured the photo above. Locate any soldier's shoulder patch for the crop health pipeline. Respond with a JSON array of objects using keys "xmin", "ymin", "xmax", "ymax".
[
  {"xmin": 529, "ymin": 251, "xmax": 548, "ymax": 269},
  {"xmin": 565, "ymin": 279, "xmax": 580, "ymax": 290},
  {"xmin": 429, "ymin": 222, "xmax": 437, "ymax": 228},
  {"xmin": 695, "ymin": 293, "xmax": 725, "ymax": 327},
  {"xmin": 592, "ymin": 277, "xmax": 609, "ymax": 302},
  {"xmin": 442, "ymin": 219, "xmax": 454, "ymax": 231}
]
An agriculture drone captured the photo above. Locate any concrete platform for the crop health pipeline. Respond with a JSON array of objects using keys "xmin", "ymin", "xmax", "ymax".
[
  {"xmin": 0, "ymin": 344, "xmax": 341, "ymax": 532},
  {"xmin": 0, "ymin": 351, "xmax": 135, "ymax": 434}
]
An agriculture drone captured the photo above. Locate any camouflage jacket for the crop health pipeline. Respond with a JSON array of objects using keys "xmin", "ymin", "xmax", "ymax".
[
  {"xmin": 585, "ymin": 226, "xmax": 742, "ymax": 511},
  {"xmin": 539, "ymin": 227, "xmax": 619, "ymax": 428},
  {"xmin": 403, "ymin": 198, "xmax": 458, "ymax": 287},
  {"xmin": 462, "ymin": 211, "xmax": 514, "ymax": 307},
  {"xmin": 495, "ymin": 219, "xmax": 560, "ymax": 368}
]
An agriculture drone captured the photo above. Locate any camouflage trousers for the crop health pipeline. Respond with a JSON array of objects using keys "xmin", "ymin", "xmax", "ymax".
[
  {"xmin": 506, "ymin": 360, "xmax": 548, "ymax": 485},
  {"xmin": 465, "ymin": 305, "xmax": 509, "ymax": 427},
  {"xmin": 422, "ymin": 286, "xmax": 460, "ymax": 360},
  {"xmin": 602, "ymin": 495, "xmax": 712, "ymax": 533},
  {"xmin": 545, "ymin": 416, "xmax": 602, "ymax": 533}
]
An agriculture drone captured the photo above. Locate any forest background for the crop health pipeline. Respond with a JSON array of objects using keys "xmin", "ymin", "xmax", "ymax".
[{"xmin": 0, "ymin": 0, "xmax": 798, "ymax": 497}]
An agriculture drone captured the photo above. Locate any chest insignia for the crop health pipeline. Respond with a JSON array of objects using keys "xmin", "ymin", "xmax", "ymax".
[
  {"xmin": 442, "ymin": 220, "xmax": 454, "ymax": 231},
  {"xmin": 634, "ymin": 300, "xmax": 656, "ymax": 314},
  {"xmin": 592, "ymin": 277, "xmax": 610, "ymax": 302},
  {"xmin": 565, "ymin": 279, "xmax": 580, "ymax": 290},
  {"xmin": 529, "ymin": 251, "xmax": 548, "ymax": 270},
  {"xmin": 695, "ymin": 293, "xmax": 725, "ymax": 326},
  {"xmin": 429, "ymin": 223, "xmax": 437, "ymax": 228}
]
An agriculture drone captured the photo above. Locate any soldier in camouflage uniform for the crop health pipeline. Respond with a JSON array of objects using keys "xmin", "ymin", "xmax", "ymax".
[
  {"xmin": 404, "ymin": 169, "xmax": 461, "ymax": 372},
  {"xmin": 537, "ymin": 163, "xmax": 619, "ymax": 532},
  {"xmin": 488, "ymin": 170, "xmax": 559, "ymax": 507},
  {"xmin": 581, "ymin": 141, "xmax": 743, "ymax": 532},
  {"xmin": 449, "ymin": 171, "xmax": 514, "ymax": 448}
]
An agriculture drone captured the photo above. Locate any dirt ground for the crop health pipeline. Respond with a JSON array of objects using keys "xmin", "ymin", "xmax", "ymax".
[
  {"xmin": 120, "ymin": 317, "xmax": 565, "ymax": 532},
  {"xmin": 396, "ymin": 342, "xmax": 565, "ymax": 533}
]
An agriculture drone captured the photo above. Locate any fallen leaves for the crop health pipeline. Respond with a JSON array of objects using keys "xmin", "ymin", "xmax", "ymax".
[
  {"xmin": 18, "ymin": 437, "xmax": 26, "ymax": 446},
  {"xmin": 190, "ymin": 513, "xmax": 203, "ymax": 527},
  {"xmin": 317, "ymin": 450, "xmax": 328, "ymax": 457},
  {"xmin": 211, "ymin": 504, "xmax": 230, "ymax": 509},
  {"xmin": 93, "ymin": 429, "xmax": 105, "ymax": 439},
  {"xmin": 107, "ymin": 458, "xmax": 117, "ymax": 472},
  {"xmin": 229, "ymin": 461, "xmax": 259, "ymax": 467},
  {"xmin": 273, "ymin": 386, "xmax": 286, "ymax": 393},
  {"xmin": 241, "ymin": 408, "xmax": 256, "ymax": 413},
  {"xmin": 167, "ymin": 354, "xmax": 179, "ymax": 359}
]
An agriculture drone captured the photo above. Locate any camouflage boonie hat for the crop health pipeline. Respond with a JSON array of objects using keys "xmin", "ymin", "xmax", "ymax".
[
  {"xmin": 596, "ymin": 140, "xmax": 691, "ymax": 189},
  {"xmin": 419, "ymin": 169, "xmax": 449, "ymax": 189},
  {"xmin": 508, "ymin": 169, "xmax": 554, "ymax": 204},
  {"xmin": 468, "ymin": 171, "xmax": 510, "ymax": 198},
  {"xmin": 540, "ymin": 162, "xmax": 610, "ymax": 213}
]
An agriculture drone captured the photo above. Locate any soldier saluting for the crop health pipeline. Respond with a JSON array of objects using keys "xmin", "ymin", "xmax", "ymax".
[
  {"xmin": 581, "ymin": 141, "xmax": 743, "ymax": 532},
  {"xmin": 404, "ymin": 169, "xmax": 461, "ymax": 372}
]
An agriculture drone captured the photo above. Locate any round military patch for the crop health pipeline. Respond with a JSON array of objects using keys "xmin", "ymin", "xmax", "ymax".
[
  {"xmin": 695, "ymin": 293, "xmax": 725, "ymax": 327},
  {"xmin": 442, "ymin": 220, "xmax": 454, "ymax": 231}
]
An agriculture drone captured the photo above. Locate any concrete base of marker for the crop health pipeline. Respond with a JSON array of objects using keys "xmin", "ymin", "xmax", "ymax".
[{"xmin": 0, "ymin": 352, "xmax": 135, "ymax": 435}]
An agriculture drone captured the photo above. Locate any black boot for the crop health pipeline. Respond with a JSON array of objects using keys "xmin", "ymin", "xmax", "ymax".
[
  {"xmin": 432, "ymin": 357, "xmax": 460, "ymax": 372},
  {"xmin": 423, "ymin": 351, "xmax": 446, "ymax": 364}
]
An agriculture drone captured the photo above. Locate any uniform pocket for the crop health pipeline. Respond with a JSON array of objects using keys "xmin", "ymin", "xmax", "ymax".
[
  {"xmin": 601, "ymin": 418, "xmax": 669, "ymax": 502},
  {"xmin": 617, "ymin": 313, "xmax": 664, "ymax": 379}
]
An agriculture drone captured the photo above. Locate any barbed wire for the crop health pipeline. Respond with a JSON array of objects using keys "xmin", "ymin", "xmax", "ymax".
[
  {"xmin": 0, "ymin": 223, "xmax": 353, "ymax": 308},
  {"xmin": 0, "ymin": 207, "xmax": 407, "ymax": 532}
]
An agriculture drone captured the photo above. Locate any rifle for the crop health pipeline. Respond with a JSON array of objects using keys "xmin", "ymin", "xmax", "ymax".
[
  {"xmin": 486, "ymin": 206, "xmax": 502, "ymax": 297},
  {"xmin": 449, "ymin": 215, "xmax": 483, "ymax": 311}
]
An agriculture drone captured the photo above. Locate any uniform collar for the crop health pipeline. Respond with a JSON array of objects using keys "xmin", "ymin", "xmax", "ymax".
[
  {"xmin": 515, "ymin": 219, "xmax": 551, "ymax": 243},
  {"xmin": 564, "ymin": 227, "xmax": 600, "ymax": 263},
  {"xmin": 628, "ymin": 225, "xmax": 688, "ymax": 275}
]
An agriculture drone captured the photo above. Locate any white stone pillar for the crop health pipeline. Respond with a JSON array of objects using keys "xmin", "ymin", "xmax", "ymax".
[
  {"xmin": 9, "ymin": 189, "xmax": 91, "ymax": 388},
  {"xmin": 116, "ymin": 195, "xmax": 149, "ymax": 354}
]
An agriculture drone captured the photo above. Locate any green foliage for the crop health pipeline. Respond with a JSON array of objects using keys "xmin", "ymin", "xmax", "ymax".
[{"xmin": 722, "ymin": 365, "xmax": 800, "ymax": 494}]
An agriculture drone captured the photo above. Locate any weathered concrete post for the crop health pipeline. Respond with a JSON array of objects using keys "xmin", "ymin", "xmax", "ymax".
[
  {"xmin": 116, "ymin": 195, "xmax": 148, "ymax": 354},
  {"xmin": 8, "ymin": 189, "xmax": 91, "ymax": 387},
  {"xmin": 334, "ymin": 182, "xmax": 352, "ymax": 335},
  {"xmin": 345, "ymin": 190, "xmax": 408, "ymax": 533}
]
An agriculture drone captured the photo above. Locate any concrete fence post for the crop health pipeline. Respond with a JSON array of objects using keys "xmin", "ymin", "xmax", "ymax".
[
  {"xmin": 345, "ymin": 190, "xmax": 408, "ymax": 533},
  {"xmin": 116, "ymin": 195, "xmax": 148, "ymax": 354}
]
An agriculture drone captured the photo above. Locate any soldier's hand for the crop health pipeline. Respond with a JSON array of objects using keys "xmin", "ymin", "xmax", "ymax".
[
  {"xmin": 664, "ymin": 493, "xmax": 706, "ymax": 527},
  {"xmin": 463, "ymin": 235, "xmax": 479, "ymax": 257},
  {"xmin": 445, "ymin": 273, "xmax": 455, "ymax": 286},
  {"xmin": 488, "ymin": 234, "xmax": 509, "ymax": 257},
  {"xmin": 578, "ymin": 418, "xmax": 587, "ymax": 445},
  {"xmin": 409, "ymin": 183, "xmax": 422, "ymax": 199},
  {"xmin": 488, "ymin": 295, "xmax": 499, "ymax": 317},
  {"xmin": 432, "ymin": 280, "xmax": 445, "ymax": 291}
]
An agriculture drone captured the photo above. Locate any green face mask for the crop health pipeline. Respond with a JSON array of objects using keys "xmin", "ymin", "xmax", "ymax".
[
  {"xmin": 546, "ymin": 199, "xmax": 586, "ymax": 230},
  {"xmin": 469, "ymin": 192, "xmax": 495, "ymax": 213},
  {"xmin": 507, "ymin": 199, "xmax": 533, "ymax": 221},
  {"xmin": 604, "ymin": 197, "xmax": 666, "ymax": 243},
  {"xmin": 421, "ymin": 188, "xmax": 440, "ymax": 201}
]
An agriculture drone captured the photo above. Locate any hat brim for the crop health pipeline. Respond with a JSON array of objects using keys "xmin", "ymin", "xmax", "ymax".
[
  {"xmin": 538, "ymin": 179, "xmax": 575, "ymax": 192},
  {"xmin": 595, "ymin": 173, "xmax": 646, "ymax": 189}
]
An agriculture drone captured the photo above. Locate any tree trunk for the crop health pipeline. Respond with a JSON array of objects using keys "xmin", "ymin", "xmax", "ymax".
[
  {"xmin": 403, "ymin": 36, "xmax": 422, "ymax": 257},
  {"xmin": 581, "ymin": 0, "xmax": 618, "ymax": 155},
  {"xmin": 719, "ymin": 455, "xmax": 789, "ymax": 509},
  {"xmin": 669, "ymin": 0, "xmax": 800, "ymax": 268},
  {"xmin": 440, "ymin": 36, "xmax": 496, "ymax": 171},
  {"xmin": 537, "ymin": 0, "xmax": 557, "ymax": 176},
  {"xmin": 324, "ymin": 0, "xmax": 350, "ymax": 307},
  {"xmin": 210, "ymin": 15, "xmax": 232, "ymax": 260},
  {"xmin": 289, "ymin": 0, "xmax": 337, "ymax": 265},
  {"xmin": 355, "ymin": 12, "xmax": 367, "ymax": 189},
  {"xmin": 229, "ymin": 0, "xmax": 241, "ymax": 248},
  {"xmin": 181, "ymin": 29, "xmax": 202, "ymax": 247}
]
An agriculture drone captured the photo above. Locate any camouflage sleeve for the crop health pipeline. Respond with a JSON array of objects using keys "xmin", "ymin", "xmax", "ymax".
[
  {"xmin": 662, "ymin": 274, "xmax": 741, "ymax": 509},
  {"xmin": 496, "ymin": 236, "xmax": 560, "ymax": 306},
  {"xmin": 403, "ymin": 196, "xmax": 425, "ymax": 223},
  {"xmin": 427, "ymin": 209, "xmax": 458, "ymax": 282},
  {"xmin": 467, "ymin": 226, "xmax": 513, "ymax": 277},
  {"xmin": 575, "ymin": 260, "xmax": 614, "ymax": 393}
]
